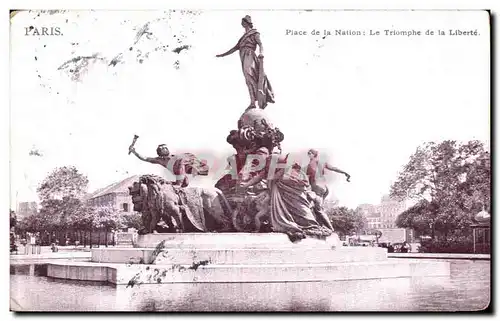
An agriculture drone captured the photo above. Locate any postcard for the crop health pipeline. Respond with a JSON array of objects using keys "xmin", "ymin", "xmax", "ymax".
[{"xmin": 9, "ymin": 9, "xmax": 490, "ymax": 312}]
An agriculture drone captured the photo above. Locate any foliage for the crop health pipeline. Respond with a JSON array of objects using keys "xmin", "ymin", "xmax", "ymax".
[
  {"xmin": 37, "ymin": 166, "xmax": 89, "ymax": 201},
  {"xmin": 67, "ymin": 203, "xmax": 94, "ymax": 231},
  {"xmin": 32, "ymin": 166, "xmax": 90, "ymax": 233},
  {"xmin": 10, "ymin": 232, "xmax": 17, "ymax": 253},
  {"xmin": 20, "ymin": 202, "xmax": 125, "ymax": 233},
  {"xmin": 92, "ymin": 206, "xmax": 124, "ymax": 231},
  {"xmin": 17, "ymin": 207, "xmax": 57, "ymax": 233},
  {"xmin": 324, "ymin": 205, "xmax": 367, "ymax": 237},
  {"xmin": 21, "ymin": 166, "xmax": 126, "ymax": 236},
  {"xmin": 391, "ymin": 140, "xmax": 490, "ymax": 243},
  {"xmin": 10, "ymin": 210, "xmax": 17, "ymax": 229},
  {"xmin": 61, "ymin": 203, "xmax": 123, "ymax": 232},
  {"xmin": 395, "ymin": 200, "xmax": 436, "ymax": 237},
  {"xmin": 121, "ymin": 212, "xmax": 144, "ymax": 230},
  {"xmin": 418, "ymin": 239, "xmax": 481, "ymax": 254},
  {"xmin": 16, "ymin": 216, "xmax": 31, "ymax": 234}
]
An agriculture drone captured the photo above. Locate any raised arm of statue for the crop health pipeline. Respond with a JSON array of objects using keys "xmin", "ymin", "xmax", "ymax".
[
  {"xmin": 325, "ymin": 163, "xmax": 351, "ymax": 182},
  {"xmin": 216, "ymin": 44, "xmax": 239, "ymax": 58},
  {"xmin": 130, "ymin": 148, "xmax": 160, "ymax": 165}
]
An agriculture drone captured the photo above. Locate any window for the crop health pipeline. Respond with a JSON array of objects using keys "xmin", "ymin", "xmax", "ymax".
[{"xmin": 122, "ymin": 203, "xmax": 129, "ymax": 212}]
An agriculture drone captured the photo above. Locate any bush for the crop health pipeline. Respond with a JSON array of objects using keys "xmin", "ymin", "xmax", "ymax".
[{"xmin": 418, "ymin": 239, "xmax": 480, "ymax": 254}]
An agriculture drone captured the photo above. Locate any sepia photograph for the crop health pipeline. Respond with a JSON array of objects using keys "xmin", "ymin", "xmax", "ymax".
[{"xmin": 8, "ymin": 8, "xmax": 491, "ymax": 312}]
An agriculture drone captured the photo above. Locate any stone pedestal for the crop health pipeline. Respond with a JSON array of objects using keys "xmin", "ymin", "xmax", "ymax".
[
  {"xmin": 46, "ymin": 233, "xmax": 451, "ymax": 285},
  {"xmin": 133, "ymin": 232, "xmax": 340, "ymax": 249}
]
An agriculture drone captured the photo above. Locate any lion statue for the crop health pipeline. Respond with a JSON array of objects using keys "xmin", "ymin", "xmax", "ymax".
[{"xmin": 129, "ymin": 175, "xmax": 234, "ymax": 234}]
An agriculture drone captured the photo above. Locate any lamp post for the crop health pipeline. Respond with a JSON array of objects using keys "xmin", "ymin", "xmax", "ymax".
[{"xmin": 473, "ymin": 226, "xmax": 476, "ymax": 254}]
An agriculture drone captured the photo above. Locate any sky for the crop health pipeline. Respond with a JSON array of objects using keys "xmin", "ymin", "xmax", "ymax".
[{"xmin": 9, "ymin": 10, "xmax": 490, "ymax": 209}]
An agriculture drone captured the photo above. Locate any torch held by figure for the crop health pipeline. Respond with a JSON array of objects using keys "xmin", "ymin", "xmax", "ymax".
[{"xmin": 128, "ymin": 135, "xmax": 139, "ymax": 154}]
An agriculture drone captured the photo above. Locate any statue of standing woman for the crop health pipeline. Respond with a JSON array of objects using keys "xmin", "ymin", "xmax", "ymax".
[{"xmin": 216, "ymin": 15, "xmax": 275, "ymax": 110}]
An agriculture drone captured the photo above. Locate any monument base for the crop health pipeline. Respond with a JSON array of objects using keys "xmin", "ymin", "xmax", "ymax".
[
  {"xmin": 46, "ymin": 233, "xmax": 451, "ymax": 284},
  {"xmin": 132, "ymin": 232, "xmax": 341, "ymax": 249}
]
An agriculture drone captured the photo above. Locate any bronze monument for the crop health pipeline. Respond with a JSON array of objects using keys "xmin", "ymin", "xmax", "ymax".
[
  {"xmin": 216, "ymin": 15, "xmax": 275, "ymax": 110},
  {"xmin": 129, "ymin": 16, "xmax": 350, "ymax": 240}
]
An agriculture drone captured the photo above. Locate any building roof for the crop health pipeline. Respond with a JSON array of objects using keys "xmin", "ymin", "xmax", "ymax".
[
  {"xmin": 87, "ymin": 175, "xmax": 140, "ymax": 200},
  {"xmin": 357, "ymin": 203, "xmax": 375, "ymax": 209}
]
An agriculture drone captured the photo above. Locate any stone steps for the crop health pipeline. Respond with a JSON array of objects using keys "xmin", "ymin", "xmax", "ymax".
[
  {"xmin": 45, "ymin": 233, "xmax": 451, "ymax": 285},
  {"xmin": 91, "ymin": 247, "xmax": 388, "ymax": 265},
  {"xmin": 46, "ymin": 259, "xmax": 450, "ymax": 285}
]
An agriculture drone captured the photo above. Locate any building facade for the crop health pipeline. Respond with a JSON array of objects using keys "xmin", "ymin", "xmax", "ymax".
[
  {"xmin": 86, "ymin": 175, "xmax": 139, "ymax": 214},
  {"xmin": 366, "ymin": 216, "xmax": 382, "ymax": 229},
  {"xmin": 16, "ymin": 201, "xmax": 38, "ymax": 220},
  {"xmin": 379, "ymin": 195, "xmax": 407, "ymax": 228},
  {"xmin": 356, "ymin": 203, "xmax": 381, "ymax": 230},
  {"xmin": 357, "ymin": 195, "xmax": 407, "ymax": 230}
]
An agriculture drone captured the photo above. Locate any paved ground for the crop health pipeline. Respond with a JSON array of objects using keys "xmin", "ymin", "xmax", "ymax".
[
  {"xmin": 10, "ymin": 252, "xmax": 92, "ymax": 264},
  {"xmin": 10, "ymin": 245, "xmax": 97, "ymax": 264},
  {"xmin": 10, "ymin": 251, "xmax": 91, "ymax": 259},
  {"xmin": 388, "ymin": 253, "xmax": 490, "ymax": 260},
  {"xmin": 11, "ymin": 244, "xmax": 109, "ymax": 254}
]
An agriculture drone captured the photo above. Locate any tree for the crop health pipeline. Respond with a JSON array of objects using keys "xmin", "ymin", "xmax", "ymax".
[
  {"xmin": 37, "ymin": 166, "xmax": 89, "ymax": 201},
  {"xmin": 10, "ymin": 210, "xmax": 17, "ymax": 230},
  {"xmin": 325, "ymin": 205, "xmax": 367, "ymax": 237},
  {"xmin": 453, "ymin": 142, "xmax": 491, "ymax": 213},
  {"xmin": 391, "ymin": 141, "xmax": 459, "ymax": 202},
  {"xmin": 395, "ymin": 200, "xmax": 437, "ymax": 237},
  {"xmin": 391, "ymin": 140, "xmax": 490, "ymax": 242},
  {"xmin": 122, "ymin": 212, "xmax": 143, "ymax": 230},
  {"xmin": 72, "ymin": 204, "xmax": 95, "ymax": 247},
  {"xmin": 66, "ymin": 204, "xmax": 125, "ymax": 248},
  {"xmin": 34, "ymin": 166, "xmax": 90, "ymax": 243},
  {"xmin": 93, "ymin": 206, "xmax": 123, "ymax": 247}
]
